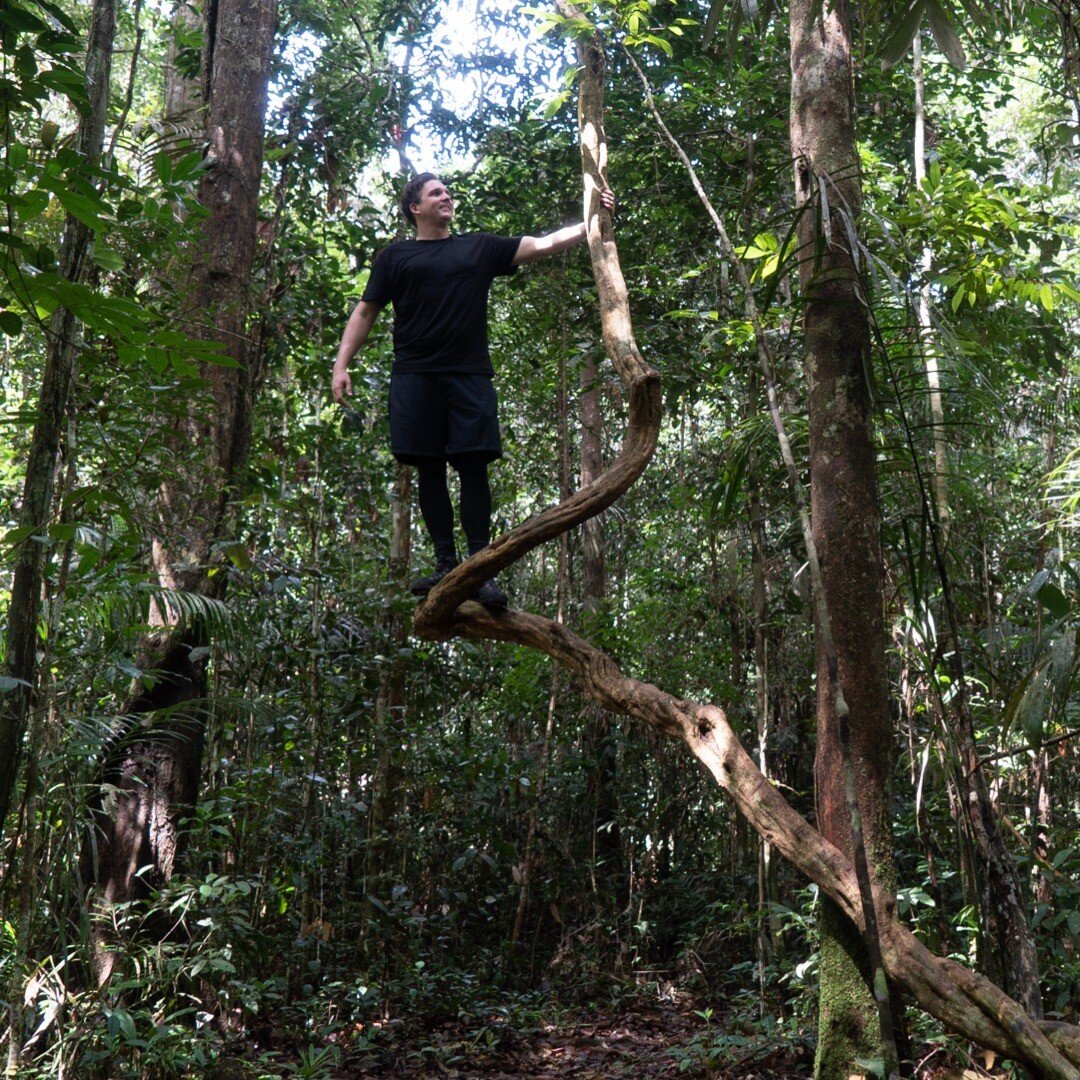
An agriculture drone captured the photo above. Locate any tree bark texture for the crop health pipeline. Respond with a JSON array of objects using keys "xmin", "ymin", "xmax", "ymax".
[
  {"xmin": 164, "ymin": 0, "xmax": 203, "ymax": 127},
  {"xmin": 168, "ymin": 0, "xmax": 276, "ymax": 580},
  {"xmin": 0, "ymin": 0, "xmax": 117, "ymax": 837},
  {"xmin": 789, "ymin": 3, "xmax": 898, "ymax": 1073},
  {"xmin": 1053, "ymin": 0, "xmax": 1080, "ymax": 119},
  {"xmin": 86, "ymin": 0, "xmax": 277, "ymax": 921},
  {"xmin": 913, "ymin": 34, "xmax": 950, "ymax": 543},
  {"xmin": 413, "ymin": 23, "xmax": 1079, "ymax": 1080},
  {"xmin": 368, "ymin": 465, "xmax": 412, "ymax": 883},
  {"xmin": 748, "ymin": 374, "xmax": 782, "ymax": 959},
  {"xmin": 579, "ymin": 351, "xmax": 621, "ymax": 899}
]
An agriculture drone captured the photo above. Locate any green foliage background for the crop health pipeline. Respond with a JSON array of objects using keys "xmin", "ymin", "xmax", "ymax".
[{"xmin": 0, "ymin": 0, "xmax": 1077, "ymax": 1075}]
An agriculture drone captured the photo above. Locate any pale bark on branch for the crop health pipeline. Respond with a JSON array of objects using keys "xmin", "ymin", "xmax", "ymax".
[{"xmin": 411, "ymin": 23, "xmax": 1080, "ymax": 1080}]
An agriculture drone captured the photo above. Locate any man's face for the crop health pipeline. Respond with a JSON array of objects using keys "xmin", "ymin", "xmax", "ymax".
[{"xmin": 411, "ymin": 179, "xmax": 454, "ymax": 227}]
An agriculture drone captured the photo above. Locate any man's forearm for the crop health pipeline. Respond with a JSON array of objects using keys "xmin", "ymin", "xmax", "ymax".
[
  {"xmin": 535, "ymin": 221, "xmax": 588, "ymax": 257},
  {"xmin": 334, "ymin": 301, "xmax": 380, "ymax": 370},
  {"xmin": 513, "ymin": 190, "xmax": 615, "ymax": 265},
  {"xmin": 332, "ymin": 301, "xmax": 381, "ymax": 403},
  {"xmin": 513, "ymin": 222, "xmax": 588, "ymax": 265}
]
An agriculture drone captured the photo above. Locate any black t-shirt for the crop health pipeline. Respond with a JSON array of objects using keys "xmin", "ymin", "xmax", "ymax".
[{"xmin": 361, "ymin": 232, "xmax": 522, "ymax": 375}]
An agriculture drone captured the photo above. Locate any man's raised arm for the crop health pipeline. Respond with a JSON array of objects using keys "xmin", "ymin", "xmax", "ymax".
[
  {"xmin": 332, "ymin": 300, "xmax": 383, "ymax": 403},
  {"xmin": 512, "ymin": 188, "xmax": 616, "ymax": 266}
]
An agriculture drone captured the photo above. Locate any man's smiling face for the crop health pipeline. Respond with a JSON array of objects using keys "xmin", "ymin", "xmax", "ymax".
[{"xmin": 411, "ymin": 179, "xmax": 454, "ymax": 229}]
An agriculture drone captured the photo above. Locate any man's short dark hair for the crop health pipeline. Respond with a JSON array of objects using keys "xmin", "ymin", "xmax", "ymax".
[{"xmin": 401, "ymin": 172, "xmax": 439, "ymax": 227}]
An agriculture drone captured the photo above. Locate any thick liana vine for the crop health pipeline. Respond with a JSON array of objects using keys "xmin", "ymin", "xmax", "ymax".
[{"xmin": 411, "ymin": 23, "xmax": 1080, "ymax": 1080}]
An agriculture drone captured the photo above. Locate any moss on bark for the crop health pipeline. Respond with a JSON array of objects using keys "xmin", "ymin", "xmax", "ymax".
[{"xmin": 815, "ymin": 900, "xmax": 884, "ymax": 1079}]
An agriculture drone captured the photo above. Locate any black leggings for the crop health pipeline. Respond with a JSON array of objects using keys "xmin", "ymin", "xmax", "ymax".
[{"xmin": 415, "ymin": 455, "xmax": 492, "ymax": 562}]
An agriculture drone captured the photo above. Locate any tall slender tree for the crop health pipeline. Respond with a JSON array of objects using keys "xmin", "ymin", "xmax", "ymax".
[
  {"xmin": 579, "ymin": 347, "xmax": 621, "ymax": 902},
  {"xmin": 86, "ymin": 0, "xmax": 278, "ymax": 939},
  {"xmin": 788, "ymin": 1, "xmax": 898, "ymax": 1073},
  {"xmin": 0, "ymin": 0, "xmax": 117, "ymax": 838},
  {"xmin": 913, "ymin": 33, "xmax": 950, "ymax": 541}
]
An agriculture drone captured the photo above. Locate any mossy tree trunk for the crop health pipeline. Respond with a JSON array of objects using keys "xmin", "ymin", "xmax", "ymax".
[{"xmin": 788, "ymin": 1, "xmax": 898, "ymax": 1074}]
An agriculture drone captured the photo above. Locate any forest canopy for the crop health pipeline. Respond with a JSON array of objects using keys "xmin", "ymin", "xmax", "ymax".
[{"xmin": 0, "ymin": 0, "xmax": 1078, "ymax": 1077}]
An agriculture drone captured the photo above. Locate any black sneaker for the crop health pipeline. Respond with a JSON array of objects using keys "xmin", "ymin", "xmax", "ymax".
[
  {"xmin": 474, "ymin": 578, "xmax": 508, "ymax": 611},
  {"xmin": 410, "ymin": 559, "xmax": 458, "ymax": 597}
]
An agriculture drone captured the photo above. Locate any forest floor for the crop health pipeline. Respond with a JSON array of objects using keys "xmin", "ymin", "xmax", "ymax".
[{"xmin": 319, "ymin": 996, "xmax": 815, "ymax": 1078}]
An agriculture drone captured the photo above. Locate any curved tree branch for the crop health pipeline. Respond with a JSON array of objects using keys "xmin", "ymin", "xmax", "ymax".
[
  {"xmin": 411, "ymin": 20, "xmax": 1080, "ymax": 1080},
  {"xmin": 413, "ymin": 28, "xmax": 661, "ymax": 635}
]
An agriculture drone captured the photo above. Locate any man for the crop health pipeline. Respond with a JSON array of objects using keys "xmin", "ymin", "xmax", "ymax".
[{"xmin": 332, "ymin": 173, "xmax": 614, "ymax": 610}]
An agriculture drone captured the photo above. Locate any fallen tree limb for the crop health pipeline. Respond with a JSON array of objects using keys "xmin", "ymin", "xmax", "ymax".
[{"xmin": 413, "ymin": 22, "xmax": 1080, "ymax": 1080}]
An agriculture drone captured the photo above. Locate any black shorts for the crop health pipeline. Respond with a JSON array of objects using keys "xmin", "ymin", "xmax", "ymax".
[{"xmin": 388, "ymin": 372, "xmax": 503, "ymax": 466}]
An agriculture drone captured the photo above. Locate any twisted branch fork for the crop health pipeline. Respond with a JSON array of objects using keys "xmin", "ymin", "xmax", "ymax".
[{"xmin": 411, "ymin": 21, "xmax": 1080, "ymax": 1079}]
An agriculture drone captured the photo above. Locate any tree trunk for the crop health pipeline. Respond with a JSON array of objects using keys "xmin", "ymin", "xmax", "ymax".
[
  {"xmin": 367, "ymin": 466, "xmax": 412, "ymax": 889},
  {"xmin": 1032, "ymin": 373, "xmax": 1064, "ymax": 909},
  {"xmin": 164, "ymin": 0, "xmax": 203, "ymax": 128},
  {"xmin": 0, "ymin": 0, "xmax": 117, "ymax": 838},
  {"xmin": 789, "ymin": 2, "xmax": 898, "ymax": 1074},
  {"xmin": 85, "ymin": 0, "xmax": 277, "ymax": 943},
  {"xmin": 1053, "ymin": 1, "xmax": 1080, "ymax": 120},
  {"xmin": 579, "ymin": 349, "xmax": 621, "ymax": 906},
  {"xmin": 913, "ymin": 34, "xmax": 950, "ymax": 543},
  {"xmin": 748, "ymin": 371, "xmax": 782, "ymax": 963}
]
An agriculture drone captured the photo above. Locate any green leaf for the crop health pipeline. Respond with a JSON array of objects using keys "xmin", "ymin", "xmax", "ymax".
[
  {"xmin": 701, "ymin": 0, "xmax": 731, "ymax": 49},
  {"xmin": 17, "ymin": 189, "xmax": 50, "ymax": 220},
  {"xmin": 0, "ymin": 310, "xmax": 22, "ymax": 335},
  {"xmin": 643, "ymin": 33, "xmax": 673, "ymax": 57},
  {"xmin": 56, "ymin": 189, "xmax": 109, "ymax": 231},
  {"xmin": 1039, "ymin": 283, "xmax": 1055, "ymax": 312},
  {"xmin": 542, "ymin": 90, "xmax": 570, "ymax": 119},
  {"xmin": 2, "ymin": 524, "xmax": 36, "ymax": 546},
  {"xmin": 221, "ymin": 541, "xmax": 252, "ymax": 571},
  {"xmin": 32, "ymin": 0, "xmax": 79, "ymax": 32},
  {"xmin": 878, "ymin": 0, "xmax": 925, "ymax": 70},
  {"xmin": 36, "ymin": 65, "xmax": 87, "ymax": 104},
  {"xmin": 1036, "ymin": 581, "xmax": 1070, "ymax": 619},
  {"xmin": 1048, "ymin": 631, "xmax": 1076, "ymax": 717},
  {"xmin": 0, "ymin": 4, "xmax": 49, "ymax": 33},
  {"xmin": 853, "ymin": 1057, "xmax": 887, "ymax": 1080},
  {"xmin": 926, "ymin": 0, "xmax": 967, "ymax": 70},
  {"xmin": 153, "ymin": 151, "xmax": 172, "ymax": 185},
  {"xmin": 1020, "ymin": 667, "xmax": 1049, "ymax": 748},
  {"xmin": 93, "ymin": 246, "xmax": 124, "ymax": 272},
  {"xmin": 171, "ymin": 149, "xmax": 207, "ymax": 181},
  {"xmin": 1000, "ymin": 666, "xmax": 1036, "ymax": 735}
]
